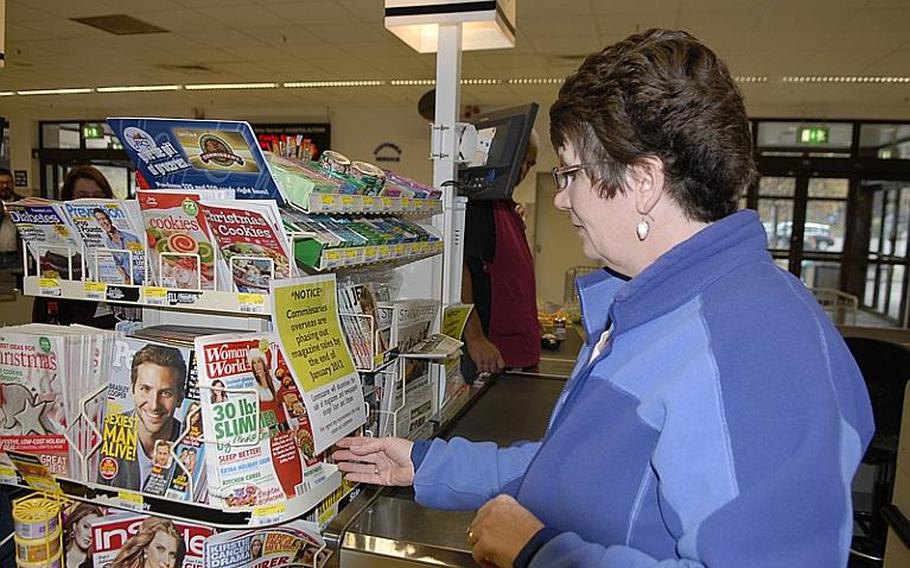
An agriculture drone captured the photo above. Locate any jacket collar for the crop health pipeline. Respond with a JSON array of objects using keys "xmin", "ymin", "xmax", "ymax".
[{"xmin": 576, "ymin": 210, "xmax": 770, "ymax": 337}]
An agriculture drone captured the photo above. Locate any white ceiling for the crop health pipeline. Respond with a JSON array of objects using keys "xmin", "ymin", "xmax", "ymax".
[{"xmin": 2, "ymin": 0, "xmax": 910, "ymax": 117}]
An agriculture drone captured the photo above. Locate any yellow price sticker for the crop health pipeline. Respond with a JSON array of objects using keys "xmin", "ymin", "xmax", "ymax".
[
  {"xmin": 380, "ymin": 197, "xmax": 394, "ymax": 210},
  {"xmin": 143, "ymin": 286, "xmax": 167, "ymax": 305},
  {"xmin": 320, "ymin": 194, "xmax": 338, "ymax": 210},
  {"xmin": 238, "ymin": 293, "xmax": 265, "ymax": 313},
  {"xmin": 379, "ymin": 244, "xmax": 391, "ymax": 257},
  {"xmin": 394, "ymin": 244, "xmax": 406, "ymax": 257},
  {"xmin": 84, "ymin": 281, "xmax": 107, "ymax": 299},
  {"xmin": 38, "ymin": 278, "xmax": 61, "ymax": 297},
  {"xmin": 341, "ymin": 195, "xmax": 355, "ymax": 209},
  {"xmin": 117, "ymin": 491, "xmax": 144, "ymax": 510},
  {"xmin": 400, "ymin": 197, "xmax": 412, "ymax": 210},
  {"xmin": 252, "ymin": 502, "xmax": 287, "ymax": 519},
  {"xmin": 365, "ymin": 246, "xmax": 378, "ymax": 260},
  {"xmin": 344, "ymin": 248, "xmax": 358, "ymax": 261},
  {"xmin": 363, "ymin": 196, "xmax": 376, "ymax": 209}
]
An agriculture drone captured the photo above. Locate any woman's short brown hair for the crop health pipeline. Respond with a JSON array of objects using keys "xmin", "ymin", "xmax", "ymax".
[
  {"xmin": 550, "ymin": 29, "xmax": 756, "ymax": 222},
  {"xmin": 60, "ymin": 165, "xmax": 114, "ymax": 201}
]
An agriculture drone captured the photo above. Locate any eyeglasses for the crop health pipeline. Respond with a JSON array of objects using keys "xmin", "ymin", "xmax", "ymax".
[{"xmin": 551, "ymin": 162, "xmax": 597, "ymax": 191}]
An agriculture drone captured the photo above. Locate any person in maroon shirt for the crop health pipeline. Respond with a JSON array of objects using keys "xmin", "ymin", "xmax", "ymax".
[{"xmin": 461, "ymin": 131, "xmax": 541, "ymax": 381}]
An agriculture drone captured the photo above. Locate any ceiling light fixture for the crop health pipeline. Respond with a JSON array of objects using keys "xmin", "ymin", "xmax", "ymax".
[
  {"xmin": 0, "ymin": 92, "xmax": 15, "ymax": 97},
  {"xmin": 734, "ymin": 76, "xmax": 768, "ymax": 83},
  {"xmin": 184, "ymin": 82, "xmax": 278, "ymax": 91},
  {"xmin": 781, "ymin": 75, "xmax": 910, "ymax": 84},
  {"xmin": 461, "ymin": 78, "xmax": 502, "ymax": 85},
  {"xmin": 283, "ymin": 80, "xmax": 386, "ymax": 88},
  {"xmin": 390, "ymin": 79, "xmax": 436, "ymax": 86},
  {"xmin": 17, "ymin": 87, "xmax": 93, "ymax": 96},
  {"xmin": 96, "ymin": 85, "xmax": 182, "ymax": 93},
  {"xmin": 384, "ymin": 0, "xmax": 515, "ymax": 54},
  {"xmin": 506, "ymin": 78, "xmax": 564, "ymax": 85}
]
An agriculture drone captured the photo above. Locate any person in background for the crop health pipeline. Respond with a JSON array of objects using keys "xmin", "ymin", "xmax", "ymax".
[
  {"xmin": 34, "ymin": 165, "xmax": 141, "ymax": 327},
  {"xmin": 60, "ymin": 164, "xmax": 114, "ymax": 201},
  {"xmin": 461, "ymin": 130, "xmax": 541, "ymax": 381},
  {"xmin": 334, "ymin": 29, "xmax": 874, "ymax": 568},
  {"xmin": 0, "ymin": 168, "xmax": 23, "ymax": 268}
]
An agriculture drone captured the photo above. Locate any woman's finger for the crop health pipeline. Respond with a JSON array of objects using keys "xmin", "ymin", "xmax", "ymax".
[{"xmin": 338, "ymin": 461, "xmax": 380, "ymax": 475}]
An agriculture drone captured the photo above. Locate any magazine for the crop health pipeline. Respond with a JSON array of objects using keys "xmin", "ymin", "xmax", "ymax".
[
  {"xmin": 203, "ymin": 521, "xmax": 325, "ymax": 568},
  {"xmin": 200, "ymin": 200, "xmax": 294, "ymax": 293},
  {"xmin": 138, "ymin": 190, "xmax": 222, "ymax": 290},
  {"xmin": 96, "ymin": 337, "xmax": 206, "ymax": 502},
  {"xmin": 90, "ymin": 512, "xmax": 213, "ymax": 568},
  {"xmin": 0, "ymin": 330, "xmax": 70, "ymax": 481},
  {"xmin": 64, "ymin": 199, "xmax": 146, "ymax": 285},
  {"xmin": 196, "ymin": 333, "xmax": 318, "ymax": 508},
  {"xmin": 337, "ymin": 282, "xmax": 392, "ymax": 369},
  {"xmin": 6, "ymin": 198, "xmax": 84, "ymax": 280}
]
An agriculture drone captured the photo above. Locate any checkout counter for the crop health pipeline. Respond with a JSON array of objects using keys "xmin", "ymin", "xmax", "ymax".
[{"xmin": 323, "ymin": 329, "xmax": 584, "ymax": 567}]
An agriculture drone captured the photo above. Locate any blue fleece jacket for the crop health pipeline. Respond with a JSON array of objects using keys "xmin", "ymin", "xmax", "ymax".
[{"xmin": 411, "ymin": 210, "xmax": 874, "ymax": 567}]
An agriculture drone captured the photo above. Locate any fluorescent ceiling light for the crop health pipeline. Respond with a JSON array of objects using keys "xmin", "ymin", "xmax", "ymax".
[
  {"xmin": 0, "ymin": 92, "xmax": 15, "ymax": 97},
  {"xmin": 391, "ymin": 79, "xmax": 436, "ymax": 86},
  {"xmin": 507, "ymin": 78, "xmax": 563, "ymax": 85},
  {"xmin": 384, "ymin": 1, "xmax": 516, "ymax": 53},
  {"xmin": 96, "ymin": 84, "xmax": 181, "ymax": 92},
  {"xmin": 734, "ymin": 76, "xmax": 768, "ymax": 83},
  {"xmin": 782, "ymin": 75, "xmax": 910, "ymax": 83},
  {"xmin": 184, "ymin": 82, "xmax": 278, "ymax": 90},
  {"xmin": 461, "ymin": 78, "xmax": 501, "ymax": 85},
  {"xmin": 283, "ymin": 80, "xmax": 386, "ymax": 88},
  {"xmin": 17, "ymin": 88, "xmax": 93, "ymax": 95}
]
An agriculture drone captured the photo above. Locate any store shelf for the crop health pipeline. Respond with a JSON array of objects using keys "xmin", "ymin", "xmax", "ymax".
[
  {"xmin": 1, "ymin": 464, "xmax": 342, "ymax": 530},
  {"xmin": 301, "ymin": 193, "xmax": 442, "ymax": 215},
  {"xmin": 297, "ymin": 240, "xmax": 444, "ymax": 271},
  {"xmin": 22, "ymin": 276, "xmax": 271, "ymax": 316}
]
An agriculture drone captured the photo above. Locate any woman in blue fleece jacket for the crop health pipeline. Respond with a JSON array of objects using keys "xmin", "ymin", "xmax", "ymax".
[{"xmin": 334, "ymin": 29, "xmax": 874, "ymax": 568}]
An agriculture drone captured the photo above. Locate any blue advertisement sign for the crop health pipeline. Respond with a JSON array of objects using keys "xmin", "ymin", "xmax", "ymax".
[{"xmin": 107, "ymin": 117, "xmax": 284, "ymax": 204}]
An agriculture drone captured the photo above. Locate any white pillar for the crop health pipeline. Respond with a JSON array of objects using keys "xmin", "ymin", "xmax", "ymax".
[{"xmin": 433, "ymin": 22, "xmax": 463, "ymax": 306}]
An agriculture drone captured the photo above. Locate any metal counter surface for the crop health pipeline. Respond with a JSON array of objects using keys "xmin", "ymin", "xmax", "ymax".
[{"xmin": 336, "ymin": 373, "xmax": 568, "ymax": 567}]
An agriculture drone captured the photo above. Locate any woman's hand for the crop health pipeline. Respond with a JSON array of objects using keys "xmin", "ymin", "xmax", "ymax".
[
  {"xmin": 467, "ymin": 494, "xmax": 544, "ymax": 568},
  {"xmin": 332, "ymin": 436, "xmax": 415, "ymax": 486}
]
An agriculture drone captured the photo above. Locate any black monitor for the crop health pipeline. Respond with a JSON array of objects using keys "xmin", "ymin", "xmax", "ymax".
[{"xmin": 457, "ymin": 102, "xmax": 538, "ymax": 200}]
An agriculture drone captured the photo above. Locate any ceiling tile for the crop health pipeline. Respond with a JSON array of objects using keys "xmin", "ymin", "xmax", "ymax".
[
  {"xmin": 191, "ymin": 6, "xmax": 288, "ymax": 27},
  {"xmin": 263, "ymin": 2, "xmax": 355, "ymax": 25}
]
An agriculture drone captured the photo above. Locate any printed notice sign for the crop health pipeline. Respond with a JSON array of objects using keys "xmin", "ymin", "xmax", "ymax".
[{"xmin": 271, "ymin": 275, "xmax": 365, "ymax": 454}]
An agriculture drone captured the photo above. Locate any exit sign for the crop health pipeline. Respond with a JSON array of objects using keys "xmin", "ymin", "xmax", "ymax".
[
  {"xmin": 798, "ymin": 126, "xmax": 829, "ymax": 145},
  {"xmin": 83, "ymin": 123, "xmax": 104, "ymax": 139}
]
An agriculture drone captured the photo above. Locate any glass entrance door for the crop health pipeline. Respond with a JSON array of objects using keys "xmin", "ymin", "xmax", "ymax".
[
  {"xmin": 861, "ymin": 180, "xmax": 910, "ymax": 324},
  {"xmin": 755, "ymin": 174, "xmax": 849, "ymax": 287}
]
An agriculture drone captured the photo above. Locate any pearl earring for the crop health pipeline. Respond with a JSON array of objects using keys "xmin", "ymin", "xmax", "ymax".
[{"xmin": 636, "ymin": 217, "xmax": 651, "ymax": 241}]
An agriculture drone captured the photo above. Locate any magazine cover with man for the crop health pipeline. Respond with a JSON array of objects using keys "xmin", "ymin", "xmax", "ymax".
[
  {"xmin": 64, "ymin": 198, "xmax": 146, "ymax": 285},
  {"xmin": 196, "ymin": 332, "xmax": 319, "ymax": 509},
  {"xmin": 6, "ymin": 198, "xmax": 85, "ymax": 280},
  {"xmin": 90, "ymin": 512, "xmax": 213, "ymax": 568},
  {"xmin": 96, "ymin": 337, "xmax": 206, "ymax": 502}
]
